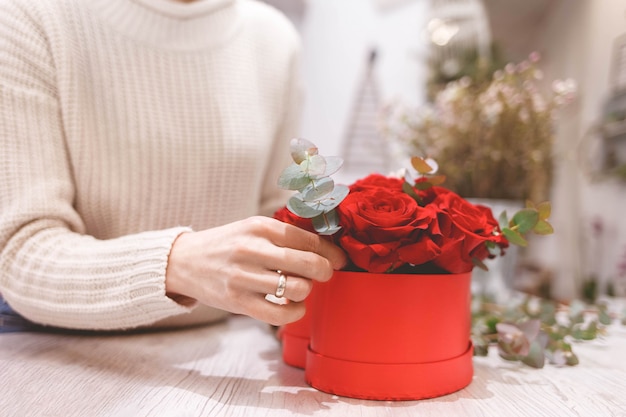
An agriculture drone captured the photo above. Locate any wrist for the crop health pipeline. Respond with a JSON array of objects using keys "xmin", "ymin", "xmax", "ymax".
[{"xmin": 166, "ymin": 231, "xmax": 195, "ymax": 304}]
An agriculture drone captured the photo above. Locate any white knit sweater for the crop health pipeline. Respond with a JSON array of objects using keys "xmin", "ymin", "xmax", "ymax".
[{"xmin": 0, "ymin": 0, "xmax": 300, "ymax": 330}]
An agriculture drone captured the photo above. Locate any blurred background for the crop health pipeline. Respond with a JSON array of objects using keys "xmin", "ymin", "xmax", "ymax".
[{"xmin": 263, "ymin": 0, "xmax": 626, "ymax": 303}]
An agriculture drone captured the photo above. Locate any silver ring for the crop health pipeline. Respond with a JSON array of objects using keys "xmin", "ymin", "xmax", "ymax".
[{"xmin": 275, "ymin": 270, "xmax": 287, "ymax": 298}]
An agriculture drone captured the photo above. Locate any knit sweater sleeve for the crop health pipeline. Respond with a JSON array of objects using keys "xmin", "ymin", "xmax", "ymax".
[{"xmin": 0, "ymin": 3, "xmax": 194, "ymax": 330}]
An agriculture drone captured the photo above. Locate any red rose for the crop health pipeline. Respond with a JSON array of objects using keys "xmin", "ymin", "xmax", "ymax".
[
  {"xmin": 349, "ymin": 173, "xmax": 404, "ymax": 193},
  {"xmin": 336, "ymin": 175, "xmax": 441, "ymax": 273},
  {"xmin": 426, "ymin": 187, "xmax": 508, "ymax": 273}
]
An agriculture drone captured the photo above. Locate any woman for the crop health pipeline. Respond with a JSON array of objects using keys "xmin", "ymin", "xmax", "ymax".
[{"xmin": 0, "ymin": 0, "xmax": 346, "ymax": 330}]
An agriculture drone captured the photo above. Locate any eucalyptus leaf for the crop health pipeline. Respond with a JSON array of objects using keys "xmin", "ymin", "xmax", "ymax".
[
  {"xmin": 428, "ymin": 174, "xmax": 446, "ymax": 186},
  {"xmin": 302, "ymin": 177, "xmax": 334, "ymax": 202},
  {"xmin": 290, "ymin": 138, "xmax": 318, "ymax": 164},
  {"xmin": 517, "ymin": 319, "xmax": 540, "ymax": 341},
  {"xmin": 521, "ymin": 341, "xmax": 545, "ymax": 369},
  {"xmin": 414, "ymin": 181, "xmax": 433, "ymax": 190},
  {"xmin": 498, "ymin": 210, "xmax": 509, "ymax": 230},
  {"xmin": 411, "ymin": 156, "xmax": 434, "ymax": 174},
  {"xmin": 312, "ymin": 210, "xmax": 342, "ymax": 235},
  {"xmin": 301, "ymin": 154, "xmax": 327, "ymax": 178},
  {"xmin": 277, "ymin": 164, "xmax": 311, "ymax": 191},
  {"xmin": 533, "ymin": 219, "xmax": 554, "ymax": 235},
  {"xmin": 323, "ymin": 184, "xmax": 350, "ymax": 209},
  {"xmin": 536, "ymin": 201, "xmax": 551, "ymax": 220},
  {"xmin": 280, "ymin": 139, "xmax": 346, "ymax": 236},
  {"xmin": 287, "ymin": 195, "xmax": 325, "ymax": 218},
  {"xmin": 402, "ymin": 181, "xmax": 422, "ymax": 204},
  {"xmin": 300, "ymin": 185, "xmax": 348, "ymax": 214},
  {"xmin": 511, "ymin": 209, "xmax": 540, "ymax": 234},
  {"xmin": 472, "ymin": 257, "xmax": 489, "ymax": 271},
  {"xmin": 322, "ymin": 156, "xmax": 344, "ymax": 177},
  {"xmin": 317, "ymin": 225, "xmax": 342, "ymax": 236},
  {"xmin": 503, "ymin": 228, "xmax": 528, "ymax": 247}
]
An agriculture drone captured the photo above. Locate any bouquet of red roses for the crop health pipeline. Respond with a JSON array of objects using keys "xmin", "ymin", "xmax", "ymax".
[
  {"xmin": 274, "ymin": 139, "xmax": 552, "ymax": 275},
  {"xmin": 274, "ymin": 139, "xmax": 556, "ymax": 399}
]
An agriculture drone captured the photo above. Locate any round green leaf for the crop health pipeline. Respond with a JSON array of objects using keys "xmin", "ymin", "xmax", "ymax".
[
  {"xmin": 536, "ymin": 201, "xmax": 551, "ymax": 220},
  {"xmin": 498, "ymin": 210, "xmax": 509, "ymax": 229},
  {"xmin": 290, "ymin": 138, "xmax": 318, "ymax": 163},
  {"xmin": 533, "ymin": 219, "xmax": 554, "ymax": 235},
  {"xmin": 503, "ymin": 228, "xmax": 528, "ymax": 247},
  {"xmin": 320, "ymin": 184, "xmax": 349, "ymax": 211},
  {"xmin": 322, "ymin": 156, "xmax": 344, "ymax": 177},
  {"xmin": 521, "ymin": 341, "xmax": 545, "ymax": 369},
  {"xmin": 302, "ymin": 177, "xmax": 334, "ymax": 202},
  {"xmin": 511, "ymin": 209, "xmax": 539, "ymax": 234},
  {"xmin": 287, "ymin": 195, "xmax": 324, "ymax": 218},
  {"xmin": 301, "ymin": 154, "xmax": 326, "ymax": 178},
  {"xmin": 312, "ymin": 210, "xmax": 342, "ymax": 235},
  {"xmin": 277, "ymin": 164, "xmax": 311, "ymax": 190}
]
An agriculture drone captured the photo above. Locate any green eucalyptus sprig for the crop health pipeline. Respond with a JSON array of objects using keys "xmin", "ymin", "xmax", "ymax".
[
  {"xmin": 277, "ymin": 138, "xmax": 349, "ymax": 235},
  {"xmin": 472, "ymin": 296, "xmax": 614, "ymax": 368},
  {"xmin": 498, "ymin": 201, "xmax": 554, "ymax": 247},
  {"xmin": 473, "ymin": 200, "xmax": 554, "ymax": 271}
]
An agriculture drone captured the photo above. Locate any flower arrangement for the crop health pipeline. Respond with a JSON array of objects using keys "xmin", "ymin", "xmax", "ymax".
[
  {"xmin": 274, "ymin": 138, "xmax": 552, "ymax": 275},
  {"xmin": 273, "ymin": 139, "xmax": 610, "ymax": 378},
  {"xmin": 380, "ymin": 52, "xmax": 577, "ymax": 202}
]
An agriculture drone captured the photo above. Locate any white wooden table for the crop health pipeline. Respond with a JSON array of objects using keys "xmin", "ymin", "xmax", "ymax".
[{"xmin": 1, "ymin": 315, "xmax": 626, "ymax": 417}]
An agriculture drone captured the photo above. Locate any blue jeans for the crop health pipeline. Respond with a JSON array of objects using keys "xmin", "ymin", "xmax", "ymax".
[{"xmin": 0, "ymin": 294, "xmax": 41, "ymax": 333}]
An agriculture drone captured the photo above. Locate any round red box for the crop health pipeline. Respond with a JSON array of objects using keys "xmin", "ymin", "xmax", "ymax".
[{"xmin": 304, "ymin": 270, "xmax": 473, "ymax": 400}]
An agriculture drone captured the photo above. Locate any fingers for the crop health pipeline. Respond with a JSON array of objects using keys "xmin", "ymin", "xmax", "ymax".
[
  {"xmin": 232, "ymin": 268, "xmax": 313, "ymax": 303},
  {"xmin": 269, "ymin": 271, "xmax": 313, "ymax": 302},
  {"xmin": 167, "ymin": 217, "xmax": 346, "ymax": 327},
  {"xmin": 279, "ymin": 222, "xmax": 347, "ymax": 271},
  {"xmin": 242, "ymin": 217, "xmax": 347, "ymax": 282},
  {"xmin": 246, "ymin": 217, "xmax": 347, "ymax": 270},
  {"xmin": 243, "ymin": 293, "xmax": 307, "ymax": 326}
]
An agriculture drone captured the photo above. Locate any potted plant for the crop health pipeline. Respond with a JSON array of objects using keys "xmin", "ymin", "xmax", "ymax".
[{"xmin": 273, "ymin": 138, "xmax": 552, "ymax": 400}]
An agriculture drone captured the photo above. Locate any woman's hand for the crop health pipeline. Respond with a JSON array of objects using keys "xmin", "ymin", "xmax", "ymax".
[{"xmin": 165, "ymin": 216, "xmax": 347, "ymax": 326}]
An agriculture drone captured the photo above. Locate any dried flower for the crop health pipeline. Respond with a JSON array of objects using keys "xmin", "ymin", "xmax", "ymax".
[{"xmin": 381, "ymin": 53, "xmax": 577, "ymax": 201}]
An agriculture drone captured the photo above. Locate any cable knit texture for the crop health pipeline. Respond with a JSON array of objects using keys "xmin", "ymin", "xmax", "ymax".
[{"xmin": 0, "ymin": 0, "xmax": 300, "ymax": 330}]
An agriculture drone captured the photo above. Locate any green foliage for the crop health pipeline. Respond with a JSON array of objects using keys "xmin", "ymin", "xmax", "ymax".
[
  {"xmin": 277, "ymin": 139, "xmax": 348, "ymax": 235},
  {"xmin": 472, "ymin": 295, "xmax": 615, "ymax": 368},
  {"xmin": 497, "ymin": 200, "xmax": 554, "ymax": 249}
]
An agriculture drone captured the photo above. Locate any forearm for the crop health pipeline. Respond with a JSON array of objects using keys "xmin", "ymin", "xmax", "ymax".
[{"xmin": 0, "ymin": 221, "xmax": 194, "ymax": 330}]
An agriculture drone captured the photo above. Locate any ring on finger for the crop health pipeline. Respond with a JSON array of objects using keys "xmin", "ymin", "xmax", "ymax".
[{"xmin": 275, "ymin": 270, "xmax": 287, "ymax": 298}]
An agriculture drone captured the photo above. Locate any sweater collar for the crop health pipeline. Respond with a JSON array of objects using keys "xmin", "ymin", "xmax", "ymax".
[
  {"xmin": 129, "ymin": 0, "xmax": 235, "ymax": 20},
  {"xmin": 89, "ymin": 0, "xmax": 242, "ymax": 51}
]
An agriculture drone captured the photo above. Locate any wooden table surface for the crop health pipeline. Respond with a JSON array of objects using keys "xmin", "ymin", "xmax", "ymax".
[{"xmin": 2, "ymin": 314, "xmax": 626, "ymax": 417}]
